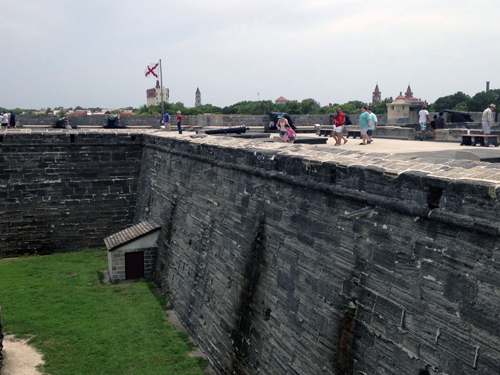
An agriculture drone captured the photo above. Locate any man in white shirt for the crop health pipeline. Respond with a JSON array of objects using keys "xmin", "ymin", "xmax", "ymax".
[
  {"xmin": 1, "ymin": 112, "xmax": 9, "ymax": 129},
  {"xmin": 418, "ymin": 106, "xmax": 430, "ymax": 141},
  {"xmin": 482, "ymin": 103, "xmax": 496, "ymax": 135}
]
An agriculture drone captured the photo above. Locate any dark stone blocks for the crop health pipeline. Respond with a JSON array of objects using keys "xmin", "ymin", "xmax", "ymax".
[{"xmin": 0, "ymin": 132, "xmax": 141, "ymax": 256}]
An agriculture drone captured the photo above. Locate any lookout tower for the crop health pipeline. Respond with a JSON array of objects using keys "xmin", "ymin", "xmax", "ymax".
[
  {"xmin": 372, "ymin": 84, "xmax": 381, "ymax": 104},
  {"xmin": 404, "ymin": 84, "xmax": 413, "ymax": 100},
  {"xmin": 146, "ymin": 80, "xmax": 169, "ymax": 106},
  {"xmin": 195, "ymin": 87, "xmax": 202, "ymax": 107}
]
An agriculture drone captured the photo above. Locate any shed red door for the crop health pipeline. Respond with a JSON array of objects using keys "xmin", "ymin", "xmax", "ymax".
[{"xmin": 125, "ymin": 251, "xmax": 145, "ymax": 280}]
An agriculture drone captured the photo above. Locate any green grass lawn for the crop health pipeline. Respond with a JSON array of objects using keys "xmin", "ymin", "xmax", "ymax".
[{"xmin": 0, "ymin": 248, "xmax": 207, "ymax": 375}]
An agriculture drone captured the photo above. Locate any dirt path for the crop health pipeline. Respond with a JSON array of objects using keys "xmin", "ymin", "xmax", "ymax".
[{"xmin": 1, "ymin": 335, "xmax": 45, "ymax": 375}]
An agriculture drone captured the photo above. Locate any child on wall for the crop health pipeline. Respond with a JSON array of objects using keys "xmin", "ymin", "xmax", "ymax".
[
  {"xmin": 285, "ymin": 124, "xmax": 296, "ymax": 143},
  {"xmin": 429, "ymin": 115, "xmax": 437, "ymax": 141}
]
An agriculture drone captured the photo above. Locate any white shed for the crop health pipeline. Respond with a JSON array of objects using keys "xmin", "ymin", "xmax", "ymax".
[{"xmin": 104, "ymin": 221, "xmax": 161, "ymax": 283}]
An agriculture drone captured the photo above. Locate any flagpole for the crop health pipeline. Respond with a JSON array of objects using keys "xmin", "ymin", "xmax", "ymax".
[{"xmin": 159, "ymin": 59, "xmax": 165, "ymax": 119}]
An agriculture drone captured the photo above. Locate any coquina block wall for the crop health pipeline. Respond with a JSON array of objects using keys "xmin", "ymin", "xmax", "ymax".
[
  {"xmin": 135, "ymin": 135, "xmax": 500, "ymax": 375},
  {"xmin": 0, "ymin": 130, "xmax": 146, "ymax": 257}
]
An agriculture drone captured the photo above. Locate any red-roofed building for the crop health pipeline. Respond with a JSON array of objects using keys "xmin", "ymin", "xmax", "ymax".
[
  {"xmin": 275, "ymin": 96, "xmax": 288, "ymax": 105},
  {"xmin": 68, "ymin": 110, "xmax": 88, "ymax": 116},
  {"xmin": 387, "ymin": 85, "xmax": 427, "ymax": 123},
  {"xmin": 121, "ymin": 111, "xmax": 133, "ymax": 115}
]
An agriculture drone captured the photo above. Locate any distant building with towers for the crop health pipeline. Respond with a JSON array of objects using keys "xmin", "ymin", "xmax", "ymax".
[
  {"xmin": 387, "ymin": 84, "xmax": 427, "ymax": 124},
  {"xmin": 195, "ymin": 87, "xmax": 202, "ymax": 107},
  {"xmin": 372, "ymin": 84, "xmax": 381, "ymax": 104},
  {"xmin": 146, "ymin": 80, "xmax": 169, "ymax": 106}
]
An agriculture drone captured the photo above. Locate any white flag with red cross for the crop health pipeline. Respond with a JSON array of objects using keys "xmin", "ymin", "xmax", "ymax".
[{"xmin": 145, "ymin": 62, "xmax": 159, "ymax": 78}]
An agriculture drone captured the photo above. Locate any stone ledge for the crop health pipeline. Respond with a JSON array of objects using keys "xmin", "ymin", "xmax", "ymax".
[{"xmin": 141, "ymin": 134, "xmax": 500, "ymax": 228}]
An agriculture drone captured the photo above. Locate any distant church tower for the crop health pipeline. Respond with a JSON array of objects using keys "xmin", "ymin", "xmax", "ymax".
[
  {"xmin": 195, "ymin": 87, "xmax": 201, "ymax": 107},
  {"xmin": 404, "ymin": 84, "xmax": 413, "ymax": 100},
  {"xmin": 372, "ymin": 84, "xmax": 381, "ymax": 104}
]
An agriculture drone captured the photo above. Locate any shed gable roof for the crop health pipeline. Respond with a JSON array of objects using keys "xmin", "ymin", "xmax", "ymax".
[{"xmin": 104, "ymin": 220, "xmax": 161, "ymax": 251}]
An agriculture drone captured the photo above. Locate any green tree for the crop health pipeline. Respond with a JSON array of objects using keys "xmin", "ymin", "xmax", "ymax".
[
  {"xmin": 454, "ymin": 102, "xmax": 468, "ymax": 111},
  {"xmin": 57, "ymin": 109, "xmax": 67, "ymax": 117},
  {"xmin": 372, "ymin": 98, "xmax": 391, "ymax": 115},
  {"xmin": 432, "ymin": 91, "xmax": 471, "ymax": 112},
  {"xmin": 300, "ymin": 98, "xmax": 321, "ymax": 114},
  {"xmin": 467, "ymin": 89, "xmax": 500, "ymax": 112},
  {"xmin": 284, "ymin": 100, "xmax": 300, "ymax": 114},
  {"xmin": 45, "ymin": 107, "xmax": 52, "ymax": 115}
]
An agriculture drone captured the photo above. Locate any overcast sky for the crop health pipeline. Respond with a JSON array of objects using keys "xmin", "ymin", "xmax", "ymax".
[{"xmin": 1, "ymin": 0, "xmax": 499, "ymax": 109}]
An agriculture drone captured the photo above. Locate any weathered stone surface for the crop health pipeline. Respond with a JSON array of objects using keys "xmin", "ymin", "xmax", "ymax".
[
  {"xmin": 0, "ymin": 307, "xmax": 3, "ymax": 369},
  {"xmin": 131, "ymin": 135, "xmax": 500, "ymax": 375},
  {"xmin": 0, "ymin": 130, "xmax": 147, "ymax": 256},
  {"xmin": 2, "ymin": 130, "xmax": 500, "ymax": 374}
]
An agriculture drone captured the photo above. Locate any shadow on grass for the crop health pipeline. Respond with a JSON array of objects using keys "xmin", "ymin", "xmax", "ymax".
[
  {"xmin": 146, "ymin": 282, "xmax": 168, "ymax": 311},
  {"xmin": 145, "ymin": 282, "xmax": 211, "ymax": 372},
  {"xmin": 96, "ymin": 270, "xmax": 105, "ymax": 283}
]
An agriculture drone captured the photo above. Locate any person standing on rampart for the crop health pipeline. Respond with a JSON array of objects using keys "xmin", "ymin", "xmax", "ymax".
[
  {"xmin": 277, "ymin": 115, "xmax": 289, "ymax": 141},
  {"xmin": 332, "ymin": 109, "xmax": 347, "ymax": 145},
  {"xmin": 482, "ymin": 103, "xmax": 496, "ymax": 135},
  {"xmin": 418, "ymin": 106, "xmax": 430, "ymax": 141},
  {"xmin": 9, "ymin": 111, "xmax": 16, "ymax": 129},
  {"xmin": 1, "ymin": 112, "xmax": 9, "ymax": 129},
  {"xmin": 358, "ymin": 107, "xmax": 371, "ymax": 145},
  {"xmin": 339, "ymin": 107, "xmax": 346, "ymax": 124},
  {"xmin": 176, "ymin": 111, "xmax": 183, "ymax": 134},
  {"xmin": 429, "ymin": 114, "xmax": 437, "ymax": 141},
  {"xmin": 163, "ymin": 110, "xmax": 171, "ymax": 132},
  {"xmin": 367, "ymin": 108, "xmax": 378, "ymax": 144},
  {"xmin": 436, "ymin": 112, "xmax": 448, "ymax": 131}
]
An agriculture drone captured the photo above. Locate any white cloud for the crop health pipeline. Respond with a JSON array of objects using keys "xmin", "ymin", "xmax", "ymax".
[{"xmin": 0, "ymin": 0, "xmax": 499, "ymax": 108}]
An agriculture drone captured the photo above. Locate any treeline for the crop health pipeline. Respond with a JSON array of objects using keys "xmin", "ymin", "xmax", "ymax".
[
  {"xmin": 431, "ymin": 89, "xmax": 500, "ymax": 112},
  {"xmin": 3, "ymin": 89, "xmax": 498, "ymax": 117},
  {"xmin": 0, "ymin": 108, "xmax": 24, "ymax": 116},
  {"xmin": 134, "ymin": 98, "xmax": 390, "ymax": 116}
]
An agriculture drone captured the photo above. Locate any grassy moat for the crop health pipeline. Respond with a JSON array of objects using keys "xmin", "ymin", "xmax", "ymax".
[{"xmin": 0, "ymin": 248, "xmax": 207, "ymax": 375}]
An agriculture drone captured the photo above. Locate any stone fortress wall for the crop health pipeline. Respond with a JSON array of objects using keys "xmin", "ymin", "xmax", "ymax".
[
  {"xmin": 135, "ymin": 135, "xmax": 500, "ymax": 375},
  {"xmin": 16, "ymin": 112, "xmax": 490, "ymax": 129},
  {"xmin": 1, "ymin": 131, "xmax": 499, "ymax": 374},
  {"xmin": 16, "ymin": 114, "xmax": 163, "ymax": 127},
  {"xmin": 16, "ymin": 114, "xmax": 390, "ymax": 128},
  {"xmin": 0, "ymin": 131, "xmax": 146, "ymax": 257}
]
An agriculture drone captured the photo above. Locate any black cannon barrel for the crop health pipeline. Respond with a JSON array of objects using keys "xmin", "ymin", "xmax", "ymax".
[
  {"xmin": 444, "ymin": 109, "xmax": 474, "ymax": 122},
  {"xmin": 204, "ymin": 126, "xmax": 247, "ymax": 135},
  {"xmin": 53, "ymin": 117, "xmax": 73, "ymax": 129},
  {"xmin": 104, "ymin": 115, "xmax": 126, "ymax": 129},
  {"xmin": 444, "ymin": 109, "xmax": 470, "ymax": 115}
]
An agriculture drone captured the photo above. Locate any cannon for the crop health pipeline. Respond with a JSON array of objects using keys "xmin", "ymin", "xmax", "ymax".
[
  {"xmin": 53, "ymin": 117, "xmax": 73, "ymax": 129},
  {"xmin": 444, "ymin": 109, "xmax": 474, "ymax": 122},
  {"xmin": 203, "ymin": 125, "xmax": 247, "ymax": 135},
  {"xmin": 104, "ymin": 114, "xmax": 126, "ymax": 129},
  {"xmin": 269, "ymin": 112, "xmax": 296, "ymax": 130}
]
